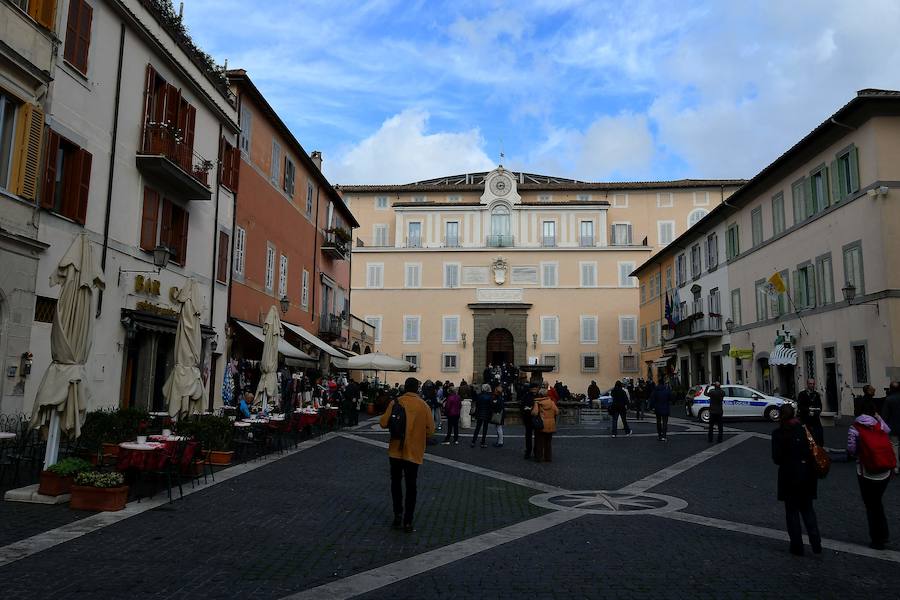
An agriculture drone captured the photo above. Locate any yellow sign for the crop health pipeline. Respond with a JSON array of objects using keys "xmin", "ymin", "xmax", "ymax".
[
  {"xmin": 768, "ymin": 272, "xmax": 786, "ymax": 294},
  {"xmin": 729, "ymin": 348, "xmax": 754, "ymax": 359},
  {"xmin": 135, "ymin": 300, "xmax": 178, "ymax": 318},
  {"xmin": 134, "ymin": 275, "xmax": 161, "ymax": 296}
]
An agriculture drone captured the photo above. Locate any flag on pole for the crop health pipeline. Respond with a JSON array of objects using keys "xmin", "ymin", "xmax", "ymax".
[
  {"xmin": 768, "ymin": 271, "xmax": 786, "ymax": 294},
  {"xmin": 665, "ymin": 292, "xmax": 676, "ymax": 329}
]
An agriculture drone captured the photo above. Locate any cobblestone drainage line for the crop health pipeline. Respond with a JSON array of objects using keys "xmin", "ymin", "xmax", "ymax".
[{"xmin": 0, "ymin": 432, "xmax": 339, "ymax": 568}]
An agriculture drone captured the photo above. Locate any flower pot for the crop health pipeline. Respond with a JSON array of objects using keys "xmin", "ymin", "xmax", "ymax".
[
  {"xmin": 70, "ymin": 485, "xmax": 129, "ymax": 512},
  {"xmin": 102, "ymin": 442, "xmax": 120, "ymax": 457},
  {"xmin": 38, "ymin": 471, "xmax": 73, "ymax": 496},
  {"xmin": 208, "ymin": 450, "xmax": 233, "ymax": 466},
  {"xmin": 366, "ymin": 404, "xmax": 375, "ymax": 415}
]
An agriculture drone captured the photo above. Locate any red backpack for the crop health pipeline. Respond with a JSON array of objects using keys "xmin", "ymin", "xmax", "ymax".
[{"xmin": 856, "ymin": 421, "xmax": 897, "ymax": 473}]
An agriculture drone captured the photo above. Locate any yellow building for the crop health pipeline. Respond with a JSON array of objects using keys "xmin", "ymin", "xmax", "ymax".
[{"xmin": 341, "ymin": 168, "xmax": 742, "ymax": 391}]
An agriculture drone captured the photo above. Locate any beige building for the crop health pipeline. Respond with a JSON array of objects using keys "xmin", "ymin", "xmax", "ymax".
[
  {"xmin": 634, "ymin": 89, "xmax": 900, "ymax": 419},
  {"xmin": 341, "ymin": 169, "xmax": 742, "ymax": 391}
]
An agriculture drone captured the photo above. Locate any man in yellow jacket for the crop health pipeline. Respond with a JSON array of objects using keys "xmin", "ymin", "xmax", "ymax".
[{"xmin": 380, "ymin": 377, "xmax": 435, "ymax": 531}]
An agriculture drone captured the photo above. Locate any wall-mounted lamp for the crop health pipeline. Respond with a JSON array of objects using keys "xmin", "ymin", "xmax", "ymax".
[
  {"xmin": 210, "ymin": 335, "xmax": 218, "ymax": 353},
  {"xmin": 117, "ymin": 245, "xmax": 171, "ymax": 285},
  {"xmin": 842, "ymin": 281, "xmax": 879, "ymax": 315},
  {"xmin": 532, "ymin": 332, "xmax": 538, "ymax": 349},
  {"xmin": 725, "ymin": 318, "xmax": 735, "ymax": 333},
  {"xmin": 626, "ymin": 345, "xmax": 633, "ymax": 355},
  {"xmin": 279, "ymin": 296, "xmax": 290, "ymax": 314},
  {"xmin": 866, "ymin": 186, "xmax": 890, "ymax": 199},
  {"xmin": 460, "ymin": 332, "xmax": 467, "ymax": 348}
]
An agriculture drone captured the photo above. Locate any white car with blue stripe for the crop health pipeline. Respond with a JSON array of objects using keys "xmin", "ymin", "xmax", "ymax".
[{"xmin": 686, "ymin": 384, "xmax": 795, "ymax": 423}]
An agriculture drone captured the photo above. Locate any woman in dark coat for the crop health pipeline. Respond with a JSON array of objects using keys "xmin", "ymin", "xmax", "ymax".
[
  {"xmin": 771, "ymin": 404, "xmax": 822, "ymax": 556},
  {"xmin": 650, "ymin": 382, "xmax": 672, "ymax": 441},
  {"xmin": 470, "ymin": 384, "xmax": 494, "ymax": 448}
]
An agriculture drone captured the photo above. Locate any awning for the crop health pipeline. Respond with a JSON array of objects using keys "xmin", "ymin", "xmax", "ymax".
[
  {"xmin": 336, "ymin": 347, "xmax": 356, "ymax": 357},
  {"xmin": 233, "ymin": 320, "xmax": 314, "ymax": 362},
  {"xmin": 281, "ymin": 321, "xmax": 345, "ymax": 359},
  {"xmin": 768, "ymin": 345, "xmax": 798, "ymax": 366},
  {"xmin": 652, "ymin": 357, "xmax": 674, "ymax": 368}
]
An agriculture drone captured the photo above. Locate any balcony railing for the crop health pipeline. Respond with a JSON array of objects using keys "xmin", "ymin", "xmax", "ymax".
[
  {"xmin": 579, "ymin": 235, "xmax": 594, "ymax": 247},
  {"xmin": 406, "ymin": 237, "xmax": 422, "ymax": 248},
  {"xmin": 140, "ymin": 121, "xmax": 211, "ymax": 187},
  {"xmin": 318, "ymin": 313, "xmax": 344, "ymax": 340},
  {"xmin": 541, "ymin": 236, "xmax": 557, "ymax": 248},
  {"xmin": 444, "ymin": 236, "xmax": 460, "ymax": 248},
  {"xmin": 671, "ymin": 313, "xmax": 722, "ymax": 341},
  {"xmin": 486, "ymin": 234, "xmax": 514, "ymax": 247},
  {"xmin": 321, "ymin": 230, "xmax": 350, "ymax": 260}
]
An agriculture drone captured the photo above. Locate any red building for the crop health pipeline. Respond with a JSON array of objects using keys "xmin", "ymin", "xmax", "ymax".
[{"xmin": 226, "ymin": 70, "xmax": 357, "ymax": 370}]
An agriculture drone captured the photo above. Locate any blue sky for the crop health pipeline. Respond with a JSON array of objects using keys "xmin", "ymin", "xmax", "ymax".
[{"xmin": 182, "ymin": 0, "xmax": 900, "ymax": 185}]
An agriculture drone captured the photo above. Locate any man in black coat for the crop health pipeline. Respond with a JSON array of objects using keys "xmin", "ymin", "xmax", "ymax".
[
  {"xmin": 796, "ymin": 378, "xmax": 824, "ymax": 446},
  {"xmin": 881, "ymin": 381, "xmax": 900, "ymax": 474},
  {"xmin": 707, "ymin": 382, "xmax": 726, "ymax": 443},
  {"xmin": 610, "ymin": 381, "xmax": 632, "ymax": 437},
  {"xmin": 520, "ymin": 382, "xmax": 538, "ymax": 459}
]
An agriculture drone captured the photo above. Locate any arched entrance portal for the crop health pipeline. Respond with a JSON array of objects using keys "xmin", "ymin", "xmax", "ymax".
[{"xmin": 486, "ymin": 328, "xmax": 515, "ymax": 367}]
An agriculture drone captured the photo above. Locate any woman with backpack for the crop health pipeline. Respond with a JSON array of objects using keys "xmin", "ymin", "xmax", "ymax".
[
  {"xmin": 848, "ymin": 399, "xmax": 896, "ymax": 550},
  {"xmin": 771, "ymin": 404, "xmax": 822, "ymax": 556}
]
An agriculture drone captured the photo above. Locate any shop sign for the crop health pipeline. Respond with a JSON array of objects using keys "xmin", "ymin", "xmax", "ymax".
[
  {"xmin": 728, "ymin": 348, "xmax": 753, "ymax": 359},
  {"xmin": 135, "ymin": 300, "xmax": 178, "ymax": 318},
  {"xmin": 134, "ymin": 275, "xmax": 161, "ymax": 296}
]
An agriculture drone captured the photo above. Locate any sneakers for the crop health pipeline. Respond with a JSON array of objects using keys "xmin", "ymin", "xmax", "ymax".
[
  {"xmin": 453, "ymin": 440, "xmax": 460, "ymax": 445},
  {"xmin": 493, "ymin": 442, "xmax": 503, "ymax": 448},
  {"xmin": 626, "ymin": 431, "xmax": 633, "ymax": 436}
]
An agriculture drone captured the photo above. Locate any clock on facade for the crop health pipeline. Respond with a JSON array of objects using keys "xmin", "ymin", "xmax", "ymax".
[{"xmin": 490, "ymin": 175, "xmax": 511, "ymax": 196}]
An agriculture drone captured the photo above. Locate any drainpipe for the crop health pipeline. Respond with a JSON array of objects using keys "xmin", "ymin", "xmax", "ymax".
[
  {"xmin": 311, "ymin": 183, "xmax": 321, "ymax": 328},
  {"xmin": 209, "ymin": 122, "xmax": 223, "ymax": 328},
  {"xmin": 96, "ymin": 23, "xmax": 126, "ymax": 318},
  {"xmin": 226, "ymin": 91, "xmax": 241, "ymax": 352}
]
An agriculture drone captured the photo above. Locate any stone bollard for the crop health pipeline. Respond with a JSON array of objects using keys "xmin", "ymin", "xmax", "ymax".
[{"xmin": 461, "ymin": 399, "xmax": 472, "ymax": 429}]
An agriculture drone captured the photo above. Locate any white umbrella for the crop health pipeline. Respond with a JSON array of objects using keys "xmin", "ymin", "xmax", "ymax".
[
  {"xmin": 337, "ymin": 352, "xmax": 413, "ymax": 372},
  {"xmin": 255, "ymin": 305, "xmax": 282, "ymax": 412},
  {"xmin": 30, "ymin": 233, "xmax": 104, "ymax": 467},
  {"xmin": 163, "ymin": 278, "xmax": 207, "ymax": 417}
]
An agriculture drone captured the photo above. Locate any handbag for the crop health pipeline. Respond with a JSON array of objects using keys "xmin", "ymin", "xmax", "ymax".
[
  {"xmin": 804, "ymin": 426, "xmax": 831, "ymax": 479},
  {"xmin": 490, "ymin": 409, "xmax": 503, "ymax": 426}
]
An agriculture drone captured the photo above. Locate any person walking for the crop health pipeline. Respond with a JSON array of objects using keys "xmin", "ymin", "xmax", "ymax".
[
  {"xmin": 442, "ymin": 387, "xmax": 462, "ymax": 445},
  {"xmin": 707, "ymin": 381, "xmax": 725, "ymax": 443},
  {"xmin": 771, "ymin": 404, "xmax": 822, "ymax": 556},
  {"xmin": 881, "ymin": 381, "xmax": 900, "ymax": 474},
  {"xmin": 471, "ymin": 384, "xmax": 494, "ymax": 448},
  {"xmin": 587, "ymin": 380, "xmax": 601, "ymax": 408},
  {"xmin": 532, "ymin": 385, "xmax": 559, "ymax": 462},
  {"xmin": 491, "ymin": 385, "xmax": 505, "ymax": 447},
  {"xmin": 422, "ymin": 380, "xmax": 441, "ymax": 432},
  {"xmin": 650, "ymin": 381, "xmax": 672, "ymax": 441},
  {"xmin": 796, "ymin": 378, "xmax": 824, "ymax": 447},
  {"xmin": 379, "ymin": 377, "xmax": 435, "ymax": 532},
  {"xmin": 847, "ymin": 399, "xmax": 895, "ymax": 549},
  {"xmin": 634, "ymin": 382, "xmax": 645, "ymax": 421},
  {"xmin": 520, "ymin": 381, "xmax": 538, "ymax": 459},
  {"xmin": 458, "ymin": 379, "xmax": 471, "ymax": 401},
  {"xmin": 609, "ymin": 381, "xmax": 632, "ymax": 437}
]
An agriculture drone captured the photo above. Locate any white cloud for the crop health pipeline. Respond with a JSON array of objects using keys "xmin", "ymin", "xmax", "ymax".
[{"xmin": 327, "ymin": 109, "xmax": 495, "ymax": 184}]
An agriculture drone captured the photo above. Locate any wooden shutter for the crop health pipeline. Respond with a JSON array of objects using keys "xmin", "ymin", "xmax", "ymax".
[
  {"xmin": 10, "ymin": 103, "xmax": 44, "ymax": 201},
  {"xmin": 140, "ymin": 188, "xmax": 160, "ymax": 251},
  {"xmin": 75, "ymin": 149, "xmax": 91, "ymax": 224},
  {"xmin": 141, "ymin": 64, "xmax": 157, "ymax": 149},
  {"xmin": 159, "ymin": 198, "xmax": 173, "ymax": 254},
  {"xmin": 216, "ymin": 231, "xmax": 229, "ymax": 283},
  {"xmin": 830, "ymin": 160, "xmax": 841, "ymax": 204},
  {"xmin": 29, "ymin": 0, "xmax": 57, "ymax": 30},
  {"xmin": 178, "ymin": 208, "xmax": 189, "ymax": 266},
  {"xmin": 849, "ymin": 146, "xmax": 860, "ymax": 193},
  {"xmin": 163, "ymin": 84, "xmax": 180, "ymax": 126},
  {"xmin": 74, "ymin": 0, "xmax": 92, "ymax": 73},
  {"xmin": 181, "ymin": 103, "xmax": 196, "ymax": 151},
  {"xmin": 63, "ymin": 0, "xmax": 79, "ymax": 67},
  {"xmin": 41, "ymin": 130, "xmax": 60, "ymax": 209}
]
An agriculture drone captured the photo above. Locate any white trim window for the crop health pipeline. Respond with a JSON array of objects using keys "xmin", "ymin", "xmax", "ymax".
[
  {"xmin": 576, "ymin": 193, "xmax": 592, "ymax": 201},
  {"xmin": 364, "ymin": 315, "xmax": 382, "ymax": 342},
  {"xmin": 618, "ymin": 262, "xmax": 637, "ymax": 288},
  {"xmin": 403, "ymin": 316, "xmax": 421, "ymax": 343},
  {"xmin": 366, "ymin": 263, "xmax": 384, "ymax": 288},
  {"xmin": 580, "ymin": 315, "xmax": 598, "ymax": 344},
  {"xmin": 580, "ymin": 262, "xmax": 597, "ymax": 287},
  {"xmin": 657, "ymin": 192, "xmax": 674, "ymax": 208},
  {"xmin": 375, "ymin": 196, "xmax": 389, "ymax": 210},
  {"xmin": 541, "ymin": 262, "xmax": 558, "ymax": 288},
  {"xmin": 403, "ymin": 353, "xmax": 420, "ymax": 370},
  {"xmin": 271, "ymin": 141, "xmax": 281, "ymax": 184},
  {"xmin": 264, "ymin": 244, "xmax": 275, "ymax": 292},
  {"xmin": 444, "ymin": 262, "xmax": 460, "ymax": 288},
  {"xmin": 442, "ymin": 315, "xmax": 460, "ymax": 343},
  {"xmin": 233, "ymin": 226, "xmax": 246, "ymax": 276},
  {"xmin": 688, "ymin": 208, "xmax": 708, "ymax": 228},
  {"xmin": 442, "ymin": 353, "xmax": 459, "ymax": 372},
  {"xmin": 301, "ymin": 269, "xmax": 309, "ymax": 308},
  {"xmin": 541, "ymin": 354, "xmax": 559, "ymax": 372},
  {"xmin": 612, "ymin": 193, "xmax": 628, "ymax": 208},
  {"xmin": 446, "ymin": 194, "xmax": 462, "ymax": 203},
  {"xmin": 373, "ymin": 224, "xmax": 389, "ymax": 247},
  {"xmin": 618, "ymin": 315, "xmax": 637, "ymax": 343},
  {"xmin": 306, "ymin": 181, "xmax": 314, "ymax": 216},
  {"xmin": 239, "ymin": 108, "xmax": 252, "ymax": 155},
  {"xmin": 538, "ymin": 194, "xmax": 552, "ymax": 202},
  {"xmin": 657, "ymin": 221, "xmax": 675, "ymax": 246},
  {"xmin": 610, "ymin": 222, "xmax": 633, "ymax": 246},
  {"xmin": 278, "ymin": 254, "xmax": 288, "ymax": 299},
  {"xmin": 581, "ymin": 353, "xmax": 599, "ymax": 372},
  {"xmin": 693, "ymin": 191, "xmax": 710, "ymax": 206},
  {"xmin": 540, "ymin": 316, "xmax": 559, "ymax": 344},
  {"xmin": 404, "ymin": 263, "xmax": 422, "ymax": 288}
]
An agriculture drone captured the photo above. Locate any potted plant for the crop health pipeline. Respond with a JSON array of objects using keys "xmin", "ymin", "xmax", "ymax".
[
  {"xmin": 38, "ymin": 457, "xmax": 92, "ymax": 496},
  {"xmin": 202, "ymin": 415, "xmax": 234, "ymax": 465},
  {"xmin": 70, "ymin": 471, "xmax": 128, "ymax": 511}
]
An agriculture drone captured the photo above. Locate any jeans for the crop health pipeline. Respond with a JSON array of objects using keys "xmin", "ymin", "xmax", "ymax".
[
  {"xmin": 522, "ymin": 413, "xmax": 534, "ymax": 457},
  {"xmin": 444, "ymin": 416, "xmax": 459, "ymax": 442},
  {"xmin": 389, "ymin": 458, "xmax": 419, "ymax": 525},
  {"xmin": 472, "ymin": 419, "xmax": 489, "ymax": 445},
  {"xmin": 656, "ymin": 414, "xmax": 669, "ymax": 439},
  {"xmin": 611, "ymin": 408, "xmax": 631, "ymax": 435},
  {"xmin": 534, "ymin": 431, "xmax": 553, "ymax": 461},
  {"xmin": 784, "ymin": 497, "xmax": 821, "ymax": 553},
  {"xmin": 494, "ymin": 424, "xmax": 504, "ymax": 445},
  {"xmin": 432, "ymin": 406, "xmax": 442, "ymax": 429},
  {"xmin": 858, "ymin": 475, "xmax": 890, "ymax": 545},
  {"xmin": 708, "ymin": 413, "xmax": 723, "ymax": 442}
]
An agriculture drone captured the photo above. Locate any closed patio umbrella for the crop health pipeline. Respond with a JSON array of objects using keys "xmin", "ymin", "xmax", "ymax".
[
  {"xmin": 30, "ymin": 233, "xmax": 104, "ymax": 467},
  {"xmin": 336, "ymin": 352, "xmax": 413, "ymax": 372},
  {"xmin": 255, "ymin": 305, "xmax": 282, "ymax": 412},
  {"xmin": 163, "ymin": 278, "xmax": 207, "ymax": 417}
]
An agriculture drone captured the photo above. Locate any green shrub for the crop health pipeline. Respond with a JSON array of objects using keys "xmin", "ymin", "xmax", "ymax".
[
  {"xmin": 74, "ymin": 471, "xmax": 125, "ymax": 488},
  {"xmin": 46, "ymin": 457, "xmax": 92, "ymax": 477}
]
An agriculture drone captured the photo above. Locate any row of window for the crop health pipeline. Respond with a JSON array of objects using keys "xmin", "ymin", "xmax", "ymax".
[
  {"xmin": 232, "ymin": 226, "xmax": 311, "ymax": 306},
  {"xmin": 372, "ymin": 191, "xmax": 713, "ymax": 209},
  {"xmin": 799, "ymin": 343, "xmax": 870, "ymax": 388},
  {"xmin": 399, "ymin": 351, "xmax": 637, "ymax": 374},
  {"xmin": 639, "ymin": 320, "xmax": 663, "ymax": 350},
  {"xmin": 364, "ymin": 261, "xmax": 638, "ymax": 289}
]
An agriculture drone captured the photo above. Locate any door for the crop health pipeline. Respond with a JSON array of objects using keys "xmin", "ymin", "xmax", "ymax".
[
  {"xmin": 720, "ymin": 386, "xmax": 739, "ymax": 416},
  {"xmin": 486, "ymin": 328, "xmax": 514, "ymax": 367},
  {"xmin": 824, "ymin": 363, "xmax": 837, "ymax": 413},
  {"xmin": 729, "ymin": 386, "xmax": 758, "ymax": 417}
]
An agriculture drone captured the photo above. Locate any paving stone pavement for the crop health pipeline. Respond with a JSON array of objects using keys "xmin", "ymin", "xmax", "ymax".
[{"xmin": 1, "ymin": 417, "xmax": 898, "ymax": 599}]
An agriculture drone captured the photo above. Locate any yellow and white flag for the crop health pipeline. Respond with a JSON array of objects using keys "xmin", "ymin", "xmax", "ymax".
[{"xmin": 768, "ymin": 272, "xmax": 786, "ymax": 294}]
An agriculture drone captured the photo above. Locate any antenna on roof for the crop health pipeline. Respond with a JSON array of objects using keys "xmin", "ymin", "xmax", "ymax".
[
  {"xmin": 499, "ymin": 138, "xmax": 504, "ymax": 166},
  {"xmin": 178, "ymin": 1, "xmax": 184, "ymax": 19}
]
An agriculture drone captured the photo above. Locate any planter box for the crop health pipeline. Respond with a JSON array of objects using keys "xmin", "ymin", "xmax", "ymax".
[
  {"xmin": 207, "ymin": 450, "xmax": 233, "ymax": 466},
  {"xmin": 38, "ymin": 471, "xmax": 74, "ymax": 496},
  {"xmin": 70, "ymin": 485, "xmax": 128, "ymax": 512}
]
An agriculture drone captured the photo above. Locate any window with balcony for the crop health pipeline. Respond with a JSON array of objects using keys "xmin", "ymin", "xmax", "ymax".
[
  {"xmin": 489, "ymin": 204, "xmax": 511, "ymax": 246},
  {"xmin": 542, "ymin": 221, "xmax": 556, "ymax": 247},
  {"xmin": 611, "ymin": 223, "xmax": 632, "ymax": 245},
  {"xmin": 373, "ymin": 224, "xmax": 388, "ymax": 247},
  {"xmin": 139, "ymin": 188, "xmax": 189, "ymax": 266},
  {"xmin": 64, "ymin": 0, "xmax": 93, "ymax": 75},
  {"xmin": 407, "ymin": 222, "xmax": 422, "ymax": 248},
  {"xmin": 445, "ymin": 221, "xmax": 459, "ymax": 247},
  {"xmin": 579, "ymin": 220, "xmax": 594, "ymax": 246},
  {"xmin": 41, "ymin": 131, "xmax": 92, "ymax": 224}
]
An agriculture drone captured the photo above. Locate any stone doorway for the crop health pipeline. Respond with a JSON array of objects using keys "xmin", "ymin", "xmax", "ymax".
[{"xmin": 486, "ymin": 328, "xmax": 514, "ymax": 367}]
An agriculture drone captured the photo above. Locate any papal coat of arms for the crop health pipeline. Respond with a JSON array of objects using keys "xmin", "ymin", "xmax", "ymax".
[{"xmin": 492, "ymin": 257, "xmax": 508, "ymax": 286}]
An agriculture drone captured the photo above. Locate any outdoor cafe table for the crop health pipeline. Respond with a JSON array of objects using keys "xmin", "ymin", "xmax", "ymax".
[
  {"xmin": 0, "ymin": 432, "xmax": 16, "ymax": 441},
  {"xmin": 116, "ymin": 439, "xmax": 197, "ymax": 472}
]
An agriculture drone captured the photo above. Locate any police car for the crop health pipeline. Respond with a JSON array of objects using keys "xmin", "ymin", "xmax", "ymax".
[{"xmin": 686, "ymin": 384, "xmax": 795, "ymax": 423}]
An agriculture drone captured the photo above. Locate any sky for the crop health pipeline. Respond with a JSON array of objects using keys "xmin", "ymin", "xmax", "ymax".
[{"xmin": 181, "ymin": 0, "xmax": 900, "ymax": 185}]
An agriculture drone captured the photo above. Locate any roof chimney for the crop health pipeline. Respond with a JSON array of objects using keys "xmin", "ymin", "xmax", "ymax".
[{"xmin": 310, "ymin": 150, "xmax": 323, "ymax": 171}]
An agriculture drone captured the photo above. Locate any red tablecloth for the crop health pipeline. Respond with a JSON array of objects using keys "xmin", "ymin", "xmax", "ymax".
[{"xmin": 116, "ymin": 440, "xmax": 197, "ymax": 472}]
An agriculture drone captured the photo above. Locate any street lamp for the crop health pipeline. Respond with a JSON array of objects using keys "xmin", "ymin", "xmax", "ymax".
[
  {"xmin": 532, "ymin": 332, "xmax": 538, "ymax": 349},
  {"xmin": 725, "ymin": 318, "xmax": 735, "ymax": 333},
  {"xmin": 279, "ymin": 296, "xmax": 290, "ymax": 314},
  {"xmin": 460, "ymin": 332, "xmax": 467, "ymax": 348},
  {"xmin": 117, "ymin": 245, "xmax": 171, "ymax": 285},
  {"xmin": 841, "ymin": 281, "xmax": 856, "ymax": 304},
  {"xmin": 626, "ymin": 345, "xmax": 633, "ymax": 355}
]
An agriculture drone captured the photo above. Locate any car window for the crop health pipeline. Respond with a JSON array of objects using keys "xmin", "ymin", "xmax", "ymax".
[{"xmin": 729, "ymin": 387, "xmax": 756, "ymax": 399}]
